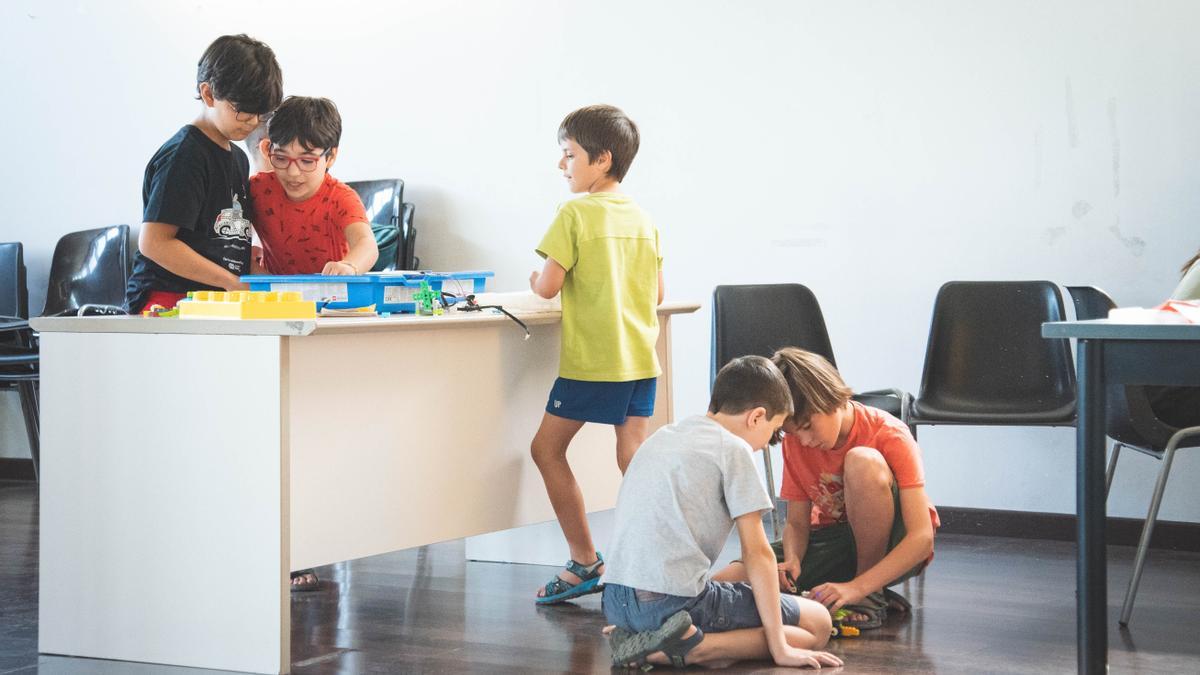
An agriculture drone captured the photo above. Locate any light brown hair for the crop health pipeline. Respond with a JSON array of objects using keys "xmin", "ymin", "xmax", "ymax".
[{"xmin": 770, "ymin": 347, "xmax": 853, "ymax": 423}]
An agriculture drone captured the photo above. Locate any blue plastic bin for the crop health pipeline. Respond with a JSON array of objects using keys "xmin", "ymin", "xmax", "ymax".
[
  {"xmin": 241, "ymin": 271, "xmax": 494, "ymax": 313},
  {"xmin": 241, "ymin": 274, "xmax": 375, "ymax": 310},
  {"xmin": 436, "ymin": 271, "xmax": 494, "ymax": 297}
]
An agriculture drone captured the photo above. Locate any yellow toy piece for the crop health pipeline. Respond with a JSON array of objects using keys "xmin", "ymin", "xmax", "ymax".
[
  {"xmin": 834, "ymin": 624, "xmax": 861, "ymax": 638},
  {"xmin": 178, "ymin": 290, "xmax": 317, "ymax": 320}
]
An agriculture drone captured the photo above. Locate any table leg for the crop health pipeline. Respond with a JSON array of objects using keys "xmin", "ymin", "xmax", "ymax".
[{"xmin": 1075, "ymin": 339, "xmax": 1107, "ymax": 674}]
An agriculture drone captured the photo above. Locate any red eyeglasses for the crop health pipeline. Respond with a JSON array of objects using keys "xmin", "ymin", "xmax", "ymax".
[{"xmin": 268, "ymin": 151, "xmax": 329, "ymax": 173}]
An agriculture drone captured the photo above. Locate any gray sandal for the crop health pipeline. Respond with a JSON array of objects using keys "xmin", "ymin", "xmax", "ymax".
[{"xmin": 610, "ymin": 609, "xmax": 704, "ymax": 669}]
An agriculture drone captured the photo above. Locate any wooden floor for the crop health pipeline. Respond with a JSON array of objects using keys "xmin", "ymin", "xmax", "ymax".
[{"xmin": 2, "ymin": 481, "xmax": 1198, "ymax": 674}]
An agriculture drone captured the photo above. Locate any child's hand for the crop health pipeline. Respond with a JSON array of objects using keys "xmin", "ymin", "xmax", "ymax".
[
  {"xmin": 529, "ymin": 270, "xmax": 540, "ymax": 291},
  {"xmin": 777, "ymin": 560, "xmax": 801, "ymax": 593},
  {"xmin": 774, "ymin": 646, "xmax": 844, "ymax": 669},
  {"xmin": 322, "ymin": 260, "xmax": 357, "ymax": 276},
  {"xmin": 810, "ymin": 580, "xmax": 865, "ymax": 611}
]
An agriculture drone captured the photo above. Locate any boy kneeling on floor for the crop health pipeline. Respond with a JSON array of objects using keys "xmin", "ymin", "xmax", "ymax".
[{"xmin": 601, "ymin": 356, "xmax": 843, "ymax": 669}]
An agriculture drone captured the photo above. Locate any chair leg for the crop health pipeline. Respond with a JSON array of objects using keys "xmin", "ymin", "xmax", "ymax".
[
  {"xmin": 762, "ymin": 444, "xmax": 781, "ymax": 540},
  {"xmin": 17, "ymin": 380, "xmax": 40, "ymax": 482},
  {"xmin": 1118, "ymin": 441, "xmax": 1179, "ymax": 625},
  {"xmin": 1105, "ymin": 442, "xmax": 1121, "ymax": 499}
]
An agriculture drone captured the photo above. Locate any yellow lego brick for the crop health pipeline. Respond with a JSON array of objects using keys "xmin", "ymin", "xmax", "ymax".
[{"xmin": 178, "ymin": 290, "xmax": 317, "ymax": 320}]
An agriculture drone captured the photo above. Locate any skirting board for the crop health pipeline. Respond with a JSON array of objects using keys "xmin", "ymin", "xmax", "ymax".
[{"xmin": 936, "ymin": 506, "xmax": 1200, "ymax": 552}]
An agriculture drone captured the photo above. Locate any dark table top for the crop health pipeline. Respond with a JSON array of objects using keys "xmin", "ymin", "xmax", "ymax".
[{"xmin": 1043, "ymin": 318, "xmax": 1200, "ymax": 340}]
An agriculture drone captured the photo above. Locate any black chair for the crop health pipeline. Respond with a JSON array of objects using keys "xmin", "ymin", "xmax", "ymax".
[
  {"xmin": 43, "ymin": 225, "xmax": 130, "ymax": 315},
  {"xmin": 1067, "ymin": 285, "xmax": 1200, "ymax": 626},
  {"xmin": 711, "ymin": 284, "xmax": 913, "ymax": 535},
  {"xmin": 0, "ymin": 242, "xmax": 36, "ymax": 479},
  {"xmin": 0, "ymin": 226, "xmax": 131, "ymax": 481},
  {"xmin": 346, "ymin": 179, "xmax": 416, "ymax": 271},
  {"xmin": 0, "ymin": 242, "xmax": 28, "ymax": 319},
  {"xmin": 909, "ymin": 281, "xmax": 1077, "ymax": 428}
]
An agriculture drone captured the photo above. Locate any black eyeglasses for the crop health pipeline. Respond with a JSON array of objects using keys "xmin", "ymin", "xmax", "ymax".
[{"xmin": 230, "ymin": 104, "xmax": 271, "ymax": 124}]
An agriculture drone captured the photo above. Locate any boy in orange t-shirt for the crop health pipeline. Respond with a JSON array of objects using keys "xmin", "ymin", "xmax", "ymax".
[
  {"xmin": 714, "ymin": 347, "xmax": 938, "ymax": 628},
  {"xmin": 248, "ymin": 96, "xmax": 377, "ymax": 275}
]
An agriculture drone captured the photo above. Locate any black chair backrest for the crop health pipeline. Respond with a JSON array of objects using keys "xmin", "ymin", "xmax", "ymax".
[
  {"xmin": 346, "ymin": 179, "xmax": 404, "ymax": 225},
  {"xmin": 1066, "ymin": 285, "xmax": 1187, "ymax": 448},
  {"xmin": 711, "ymin": 284, "xmax": 837, "ymax": 389},
  {"xmin": 348, "ymin": 179, "xmax": 406, "ymax": 272},
  {"xmin": 1067, "ymin": 285, "xmax": 1116, "ymax": 323},
  {"xmin": 0, "ymin": 242, "xmax": 28, "ymax": 319},
  {"xmin": 914, "ymin": 280, "xmax": 1076, "ymax": 424},
  {"xmin": 43, "ymin": 226, "xmax": 130, "ymax": 316},
  {"xmin": 399, "ymin": 203, "xmax": 416, "ymax": 270}
]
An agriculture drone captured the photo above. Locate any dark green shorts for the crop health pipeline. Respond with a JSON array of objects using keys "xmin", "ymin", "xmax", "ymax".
[{"xmin": 772, "ymin": 480, "xmax": 927, "ymax": 591}]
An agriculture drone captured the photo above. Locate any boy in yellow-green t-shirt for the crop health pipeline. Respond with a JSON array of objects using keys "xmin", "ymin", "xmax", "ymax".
[{"xmin": 529, "ymin": 104, "xmax": 664, "ymax": 605}]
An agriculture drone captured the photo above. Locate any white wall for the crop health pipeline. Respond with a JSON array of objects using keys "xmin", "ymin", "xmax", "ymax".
[{"xmin": 2, "ymin": 1, "xmax": 1198, "ymax": 522}]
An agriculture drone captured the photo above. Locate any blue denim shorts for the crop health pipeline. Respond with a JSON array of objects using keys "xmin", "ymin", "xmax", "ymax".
[
  {"xmin": 602, "ymin": 582, "xmax": 801, "ymax": 634},
  {"xmin": 545, "ymin": 377, "xmax": 656, "ymax": 425}
]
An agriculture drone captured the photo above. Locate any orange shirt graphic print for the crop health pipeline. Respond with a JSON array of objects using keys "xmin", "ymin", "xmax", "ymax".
[{"xmin": 813, "ymin": 472, "xmax": 846, "ymax": 522}]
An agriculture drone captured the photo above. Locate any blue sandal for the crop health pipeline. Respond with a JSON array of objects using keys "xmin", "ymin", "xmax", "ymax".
[{"xmin": 535, "ymin": 552, "xmax": 604, "ymax": 605}]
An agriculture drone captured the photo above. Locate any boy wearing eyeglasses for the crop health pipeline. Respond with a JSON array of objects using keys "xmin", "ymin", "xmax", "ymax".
[
  {"xmin": 125, "ymin": 34, "xmax": 283, "ymax": 313},
  {"xmin": 247, "ymin": 96, "xmax": 378, "ymax": 276}
]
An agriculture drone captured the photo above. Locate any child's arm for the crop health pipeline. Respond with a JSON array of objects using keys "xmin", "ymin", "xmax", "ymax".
[
  {"xmin": 140, "ymin": 222, "xmax": 247, "ymax": 291},
  {"xmin": 322, "ymin": 221, "xmax": 378, "ymax": 275},
  {"xmin": 777, "ymin": 499, "xmax": 811, "ymax": 591},
  {"xmin": 811, "ymin": 486, "xmax": 934, "ymax": 609},
  {"xmin": 249, "ymin": 228, "xmax": 268, "ymax": 275},
  {"xmin": 735, "ymin": 512, "xmax": 841, "ymax": 668},
  {"xmin": 250, "ymin": 248, "xmax": 268, "ymax": 275},
  {"xmin": 529, "ymin": 257, "xmax": 567, "ymax": 299}
]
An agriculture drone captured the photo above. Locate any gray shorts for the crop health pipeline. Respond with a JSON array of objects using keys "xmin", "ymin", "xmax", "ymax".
[{"xmin": 602, "ymin": 582, "xmax": 802, "ymax": 634}]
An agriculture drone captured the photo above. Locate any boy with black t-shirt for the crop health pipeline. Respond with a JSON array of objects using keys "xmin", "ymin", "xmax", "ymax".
[{"xmin": 125, "ymin": 34, "xmax": 283, "ymax": 312}]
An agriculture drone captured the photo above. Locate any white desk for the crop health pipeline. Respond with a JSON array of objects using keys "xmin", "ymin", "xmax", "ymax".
[{"xmin": 32, "ymin": 301, "xmax": 698, "ymax": 674}]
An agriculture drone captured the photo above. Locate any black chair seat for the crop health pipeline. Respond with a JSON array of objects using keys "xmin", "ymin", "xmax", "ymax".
[{"xmin": 912, "ymin": 398, "xmax": 1076, "ymax": 425}]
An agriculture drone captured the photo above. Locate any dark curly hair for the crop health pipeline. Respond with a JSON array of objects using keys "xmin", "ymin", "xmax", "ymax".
[{"xmin": 196, "ymin": 34, "xmax": 283, "ymax": 116}]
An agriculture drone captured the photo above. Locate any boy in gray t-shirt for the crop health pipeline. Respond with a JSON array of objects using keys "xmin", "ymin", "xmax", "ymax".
[{"xmin": 602, "ymin": 356, "xmax": 843, "ymax": 669}]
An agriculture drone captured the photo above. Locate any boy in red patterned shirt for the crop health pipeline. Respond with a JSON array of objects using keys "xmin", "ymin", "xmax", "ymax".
[{"xmin": 248, "ymin": 96, "xmax": 378, "ymax": 275}]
